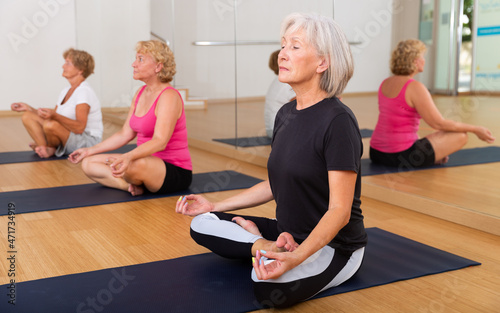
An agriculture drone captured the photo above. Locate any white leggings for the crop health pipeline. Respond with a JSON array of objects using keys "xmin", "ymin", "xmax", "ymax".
[{"xmin": 190, "ymin": 212, "xmax": 365, "ymax": 308}]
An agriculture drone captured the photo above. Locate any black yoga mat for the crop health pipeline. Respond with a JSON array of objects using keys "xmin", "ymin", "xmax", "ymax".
[
  {"xmin": 362, "ymin": 146, "xmax": 500, "ymax": 176},
  {"xmin": 213, "ymin": 129, "xmax": 375, "ymax": 148},
  {"xmin": 213, "ymin": 136, "xmax": 272, "ymax": 147},
  {"xmin": 359, "ymin": 128, "xmax": 373, "ymax": 138},
  {"xmin": 0, "ymin": 145, "xmax": 135, "ymax": 165},
  {"xmin": 0, "ymin": 227, "xmax": 479, "ymax": 312},
  {"xmin": 0, "ymin": 171, "xmax": 262, "ymax": 215}
]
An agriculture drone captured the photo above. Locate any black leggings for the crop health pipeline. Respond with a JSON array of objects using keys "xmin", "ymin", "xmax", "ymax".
[
  {"xmin": 154, "ymin": 162, "xmax": 192, "ymax": 194},
  {"xmin": 190, "ymin": 212, "xmax": 365, "ymax": 308},
  {"xmin": 370, "ymin": 138, "xmax": 436, "ymax": 168}
]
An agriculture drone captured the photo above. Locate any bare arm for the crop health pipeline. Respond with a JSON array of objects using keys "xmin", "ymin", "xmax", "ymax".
[
  {"xmin": 68, "ymin": 92, "xmax": 139, "ymax": 163},
  {"xmin": 253, "ymin": 170, "xmax": 356, "ymax": 280},
  {"xmin": 176, "ymin": 180, "xmax": 274, "ymax": 216},
  {"xmin": 11, "ymin": 102, "xmax": 35, "ymax": 112},
  {"xmin": 213, "ymin": 180, "xmax": 274, "ymax": 212},
  {"xmin": 407, "ymin": 81, "xmax": 495, "ymax": 143},
  {"xmin": 38, "ymin": 103, "xmax": 90, "ymax": 134}
]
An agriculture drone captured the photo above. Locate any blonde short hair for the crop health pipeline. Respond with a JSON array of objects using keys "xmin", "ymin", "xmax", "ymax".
[
  {"xmin": 63, "ymin": 48, "xmax": 95, "ymax": 79},
  {"xmin": 390, "ymin": 39, "xmax": 427, "ymax": 75},
  {"xmin": 280, "ymin": 13, "xmax": 354, "ymax": 98},
  {"xmin": 135, "ymin": 40, "xmax": 176, "ymax": 83}
]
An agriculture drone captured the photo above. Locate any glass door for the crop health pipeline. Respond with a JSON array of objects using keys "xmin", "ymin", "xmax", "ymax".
[
  {"xmin": 472, "ymin": 0, "xmax": 500, "ymax": 92},
  {"xmin": 419, "ymin": 0, "xmax": 436, "ymax": 88},
  {"xmin": 433, "ymin": 0, "xmax": 463, "ymax": 94}
]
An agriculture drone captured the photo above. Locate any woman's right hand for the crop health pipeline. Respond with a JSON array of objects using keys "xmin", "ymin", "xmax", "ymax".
[
  {"xmin": 11, "ymin": 102, "xmax": 29, "ymax": 112},
  {"xmin": 68, "ymin": 148, "xmax": 90, "ymax": 164},
  {"xmin": 474, "ymin": 126, "xmax": 495, "ymax": 144},
  {"xmin": 175, "ymin": 194, "xmax": 214, "ymax": 216}
]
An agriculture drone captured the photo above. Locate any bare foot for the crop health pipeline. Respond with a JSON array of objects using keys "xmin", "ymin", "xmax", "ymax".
[
  {"xmin": 232, "ymin": 216, "xmax": 261, "ymax": 236},
  {"xmin": 252, "ymin": 232, "xmax": 299, "ymax": 256},
  {"xmin": 35, "ymin": 146, "xmax": 56, "ymax": 158},
  {"xmin": 29, "ymin": 142, "xmax": 37, "ymax": 150},
  {"xmin": 436, "ymin": 156, "xmax": 450, "ymax": 165},
  {"xmin": 128, "ymin": 184, "xmax": 144, "ymax": 196},
  {"xmin": 275, "ymin": 232, "xmax": 299, "ymax": 252}
]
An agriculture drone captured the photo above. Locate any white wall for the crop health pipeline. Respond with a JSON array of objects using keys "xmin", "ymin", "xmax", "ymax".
[
  {"xmin": 0, "ymin": 0, "xmax": 76, "ymax": 111},
  {"xmin": 75, "ymin": 0, "xmax": 151, "ymax": 107},
  {"xmin": 335, "ymin": 0, "xmax": 394, "ymax": 93},
  {"xmin": 0, "ymin": 0, "xmax": 150, "ymax": 112},
  {"xmin": 151, "ymin": 0, "xmax": 173, "ymax": 45}
]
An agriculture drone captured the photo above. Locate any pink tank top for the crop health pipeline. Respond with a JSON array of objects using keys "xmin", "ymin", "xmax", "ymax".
[
  {"xmin": 129, "ymin": 86, "xmax": 192, "ymax": 170},
  {"xmin": 370, "ymin": 79, "xmax": 421, "ymax": 153}
]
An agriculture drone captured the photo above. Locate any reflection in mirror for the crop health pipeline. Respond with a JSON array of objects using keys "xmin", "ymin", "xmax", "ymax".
[{"xmin": 149, "ymin": 0, "xmax": 334, "ymax": 166}]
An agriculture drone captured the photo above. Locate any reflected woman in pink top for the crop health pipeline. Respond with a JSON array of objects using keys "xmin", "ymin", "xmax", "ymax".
[
  {"xmin": 370, "ymin": 39, "xmax": 494, "ymax": 168},
  {"xmin": 70, "ymin": 40, "xmax": 192, "ymax": 196}
]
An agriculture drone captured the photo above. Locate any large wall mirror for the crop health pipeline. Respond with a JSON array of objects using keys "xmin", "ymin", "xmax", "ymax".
[
  {"xmin": 75, "ymin": 0, "xmax": 334, "ymax": 167},
  {"xmin": 156, "ymin": 0, "xmax": 334, "ymax": 166}
]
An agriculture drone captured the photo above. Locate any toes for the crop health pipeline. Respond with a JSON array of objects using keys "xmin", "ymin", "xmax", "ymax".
[{"xmin": 231, "ymin": 217, "xmax": 261, "ymax": 236}]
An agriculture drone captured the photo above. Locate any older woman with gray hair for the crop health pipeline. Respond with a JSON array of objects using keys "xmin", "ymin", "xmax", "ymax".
[
  {"xmin": 176, "ymin": 13, "xmax": 367, "ymax": 308},
  {"xmin": 69, "ymin": 40, "xmax": 192, "ymax": 196}
]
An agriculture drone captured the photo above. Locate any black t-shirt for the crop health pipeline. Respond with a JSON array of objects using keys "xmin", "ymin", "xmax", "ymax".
[{"xmin": 268, "ymin": 97, "xmax": 367, "ymax": 254}]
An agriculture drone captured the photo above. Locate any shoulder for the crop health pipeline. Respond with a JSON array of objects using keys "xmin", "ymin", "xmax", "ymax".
[
  {"xmin": 407, "ymin": 79, "xmax": 428, "ymax": 93},
  {"xmin": 75, "ymin": 81, "xmax": 95, "ymax": 93},
  {"xmin": 325, "ymin": 99, "xmax": 360, "ymax": 130},
  {"xmin": 70, "ymin": 82, "xmax": 99, "ymax": 107},
  {"xmin": 406, "ymin": 79, "xmax": 431, "ymax": 100},
  {"xmin": 308, "ymin": 99, "xmax": 360, "ymax": 136},
  {"xmin": 74, "ymin": 82, "xmax": 98, "ymax": 100},
  {"xmin": 323, "ymin": 97, "xmax": 355, "ymax": 117},
  {"xmin": 156, "ymin": 87, "xmax": 183, "ymax": 119},
  {"xmin": 158, "ymin": 87, "xmax": 183, "ymax": 105}
]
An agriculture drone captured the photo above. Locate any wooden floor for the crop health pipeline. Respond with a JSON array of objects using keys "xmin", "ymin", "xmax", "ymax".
[{"xmin": 1, "ymin": 93, "xmax": 499, "ymax": 312}]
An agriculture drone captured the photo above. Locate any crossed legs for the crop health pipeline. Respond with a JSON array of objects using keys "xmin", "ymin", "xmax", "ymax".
[
  {"xmin": 81, "ymin": 154, "xmax": 166, "ymax": 196},
  {"xmin": 426, "ymin": 130, "xmax": 468, "ymax": 164},
  {"xmin": 189, "ymin": 212, "xmax": 364, "ymax": 308},
  {"xmin": 21, "ymin": 111, "xmax": 70, "ymax": 158}
]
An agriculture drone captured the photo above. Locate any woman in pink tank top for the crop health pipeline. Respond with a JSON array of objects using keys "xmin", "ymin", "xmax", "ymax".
[
  {"xmin": 370, "ymin": 39, "xmax": 494, "ymax": 168},
  {"xmin": 69, "ymin": 40, "xmax": 192, "ymax": 196}
]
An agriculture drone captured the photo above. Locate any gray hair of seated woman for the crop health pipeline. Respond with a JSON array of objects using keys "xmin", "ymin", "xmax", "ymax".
[{"xmin": 280, "ymin": 13, "xmax": 354, "ymax": 98}]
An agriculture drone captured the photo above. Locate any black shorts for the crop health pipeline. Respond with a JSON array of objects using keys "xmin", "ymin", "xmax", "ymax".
[
  {"xmin": 155, "ymin": 162, "xmax": 192, "ymax": 194},
  {"xmin": 370, "ymin": 138, "xmax": 436, "ymax": 168}
]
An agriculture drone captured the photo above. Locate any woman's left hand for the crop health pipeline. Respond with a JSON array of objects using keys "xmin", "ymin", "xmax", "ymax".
[
  {"xmin": 37, "ymin": 108, "xmax": 55, "ymax": 119},
  {"xmin": 107, "ymin": 155, "xmax": 131, "ymax": 178},
  {"xmin": 253, "ymin": 249, "xmax": 302, "ymax": 280},
  {"xmin": 474, "ymin": 126, "xmax": 495, "ymax": 144}
]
